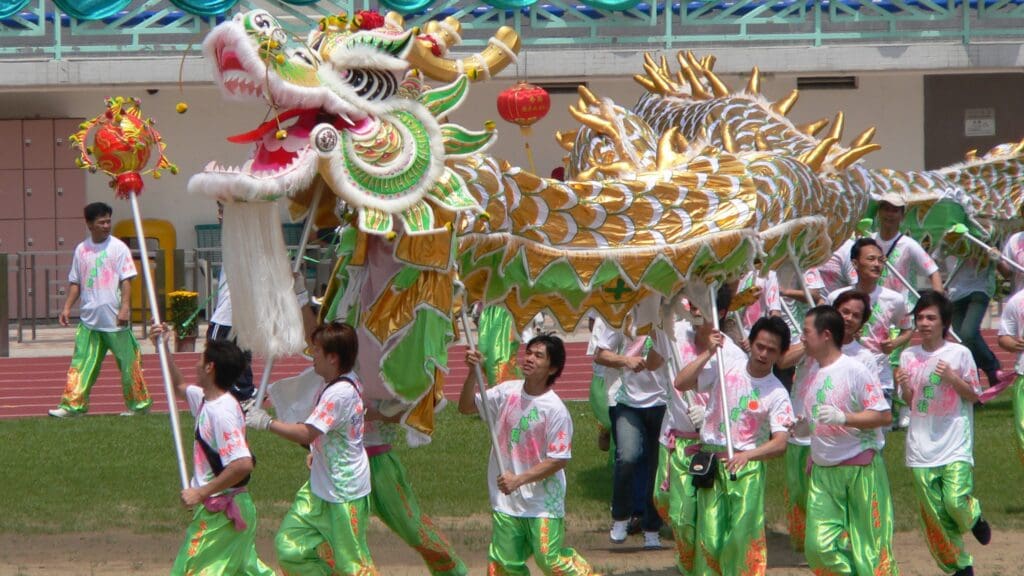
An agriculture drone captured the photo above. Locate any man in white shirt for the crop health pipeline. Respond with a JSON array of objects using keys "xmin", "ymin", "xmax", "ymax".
[
  {"xmin": 945, "ymin": 253, "xmax": 1000, "ymax": 387},
  {"xmin": 998, "ymin": 288, "xmax": 1024, "ymax": 475},
  {"xmin": 149, "ymin": 327, "xmax": 273, "ymax": 576},
  {"xmin": 676, "ymin": 316, "xmax": 794, "ymax": 576},
  {"xmin": 828, "ymin": 238, "xmax": 912, "ymax": 421},
  {"xmin": 873, "ymin": 193, "xmax": 943, "ymax": 302},
  {"xmin": 999, "ymin": 229, "xmax": 1024, "ymax": 293},
  {"xmin": 899, "ymin": 290, "xmax": 990, "ymax": 576},
  {"xmin": 593, "ymin": 302, "xmax": 669, "ymax": 549},
  {"xmin": 460, "ymin": 335, "xmax": 596, "ymax": 575},
  {"xmin": 799, "ymin": 305, "xmax": 896, "ymax": 575},
  {"xmin": 818, "ymin": 238, "xmax": 857, "ymax": 295},
  {"xmin": 245, "ymin": 322, "xmax": 376, "ymax": 575},
  {"xmin": 50, "ymin": 202, "xmax": 151, "ymax": 418},
  {"xmin": 781, "ymin": 288, "xmax": 879, "ymax": 555}
]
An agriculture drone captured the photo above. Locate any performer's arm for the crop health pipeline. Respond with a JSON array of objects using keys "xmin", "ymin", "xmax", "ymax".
[
  {"xmin": 840, "ymin": 408, "xmax": 891, "ymax": 430},
  {"xmin": 459, "ymin": 349, "xmax": 483, "ymax": 415},
  {"xmin": 595, "ymin": 348, "xmax": 646, "ymax": 372},
  {"xmin": 180, "ymin": 457, "xmax": 253, "ymax": 507},
  {"xmin": 674, "ymin": 331, "xmax": 721, "ymax": 391},
  {"xmin": 149, "ymin": 323, "xmax": 188, "ymax": 399},
  {"xmin": 881, "ymin": 329, "xmax": 913, "ymax": 354},
  {"xmin": 928, "ymin": 271, "xmax": 944, "ymax": 294},
  {"xmin": 777, "ymin": 342, "xmax": 805, "ymax": 370},
  {"xmin": 726, "ymin": 430, "xmax": 788, "ymax": 474},
  {"xmin": 997, "ymin": 334, "xmax": 1024, "ymax": 352},
  {"xmin": 935, "ymin": 360, "xmax": 980, "ymax": 403},
  {"xmin": 268, "ymin": 420, "xmax": 323, "ymax": 446},
  {"xmin": 896, "ymin": 367, "xmax": 913, "ymax": 407},
  {"xmin": 58, "ymin": 283, "xmax": 80, "ymax": 327},
  {"xmin": 496, "ymin": 457, "xmax": 567, "ymax": 494},
  {"xmin": 117, "ymin": 278, "xmax": 131, "ymax": 326}
]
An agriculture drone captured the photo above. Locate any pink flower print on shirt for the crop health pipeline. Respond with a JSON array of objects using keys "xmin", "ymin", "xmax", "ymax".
[{"xmin": 549, "ymin": 430, "xmax": 570, "ymax": 454}]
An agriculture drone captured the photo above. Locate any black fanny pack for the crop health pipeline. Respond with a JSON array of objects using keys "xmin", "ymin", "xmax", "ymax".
[{"xmin": 688, "ymin": 451, "xmax": 718, "ymax": 489}]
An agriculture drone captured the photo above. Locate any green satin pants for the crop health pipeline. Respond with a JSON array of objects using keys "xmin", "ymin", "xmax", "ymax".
[
  {"xmin": 911, "ymin": 461, "xmax": 981, "ymax": 573},
  {"xmin": 171, "ymin": 491, "xmax": 274, "ymax": 576},
  {"xmin": 487, "ymin": 512, "xmax": 594, "ymax": 575}
]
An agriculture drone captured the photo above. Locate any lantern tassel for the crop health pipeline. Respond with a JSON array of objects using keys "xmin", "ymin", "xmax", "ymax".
[{"xmin": 520, "ymin": 126, "xmax": 537, "ymax": 174}]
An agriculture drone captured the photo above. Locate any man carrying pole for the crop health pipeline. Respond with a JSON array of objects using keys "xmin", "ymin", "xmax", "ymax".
[
  {"xmin": 150, "ymin": 325, "xmax": 274, "ymax": 576},
  {"xmin": 799, "ymin": 305, "xmax": 897, "ymax": 575},
  {"xmin": 460, "ymin": 335, "xmax": 596, "ymax": 575},
  {"xmin": 676, "ymin": 313, "xmax": 794, "ymax": 575}
]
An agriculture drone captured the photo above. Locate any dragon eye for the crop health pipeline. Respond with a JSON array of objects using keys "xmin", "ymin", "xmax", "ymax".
[{"xmin": 252, "ymin": 13, "xmax": 272, "ymax": 30}]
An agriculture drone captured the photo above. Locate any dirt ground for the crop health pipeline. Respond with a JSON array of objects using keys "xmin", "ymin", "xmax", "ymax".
[{"xmin": 1, "ymin": 518, "xmax": 1019, "ymax": 575}]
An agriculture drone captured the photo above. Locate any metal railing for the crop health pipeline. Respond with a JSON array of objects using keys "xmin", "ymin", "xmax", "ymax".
[{"xmin": 1, "ymin": 0, "xmax": 1022, "ymax": 58}]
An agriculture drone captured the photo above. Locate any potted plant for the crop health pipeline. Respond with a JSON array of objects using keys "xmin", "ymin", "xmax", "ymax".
[{"xmin": 167, "ymin": 290, "xmax": 199, "ymax": 352}]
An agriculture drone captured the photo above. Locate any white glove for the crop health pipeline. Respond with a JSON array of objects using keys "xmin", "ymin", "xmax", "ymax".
[
  {"xmin": 687, "ymin": 404, "xmax": 705, "ymax": 429},
  {"xmin": 245, "ymin": 407, "xmax": 273, "ymax": 430},
  {"xmin": 816, "ymin": 405, "xmax": 847, "ymax": 426},
  {"xmin": 293, "ymin": 272, "xmax": 310, "ymax": 306}
]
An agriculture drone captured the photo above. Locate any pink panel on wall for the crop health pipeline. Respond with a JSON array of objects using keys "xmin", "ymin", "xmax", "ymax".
[
  {"xmin": 24, "ymin": 218, "xmax": 56, "ymax": 319},
  {"xmin": 0, "ymin": 121, "xmax": 23, "ymax": 170},
  {"xmin": 52, "ymin": 118, "xmax": 85, "ymax": 170},
  {"xmin": 0, "ymin": 220, "xmax": 25, "ymax": 318},
  {"xmin": 22, "ymin": 120, "xmax": 54, "ymax": 170},
  {"xmin": 54, "ymin": 169, "xmax": 86, "ymax": 219},
  {"xmin": 23, "ymin": 169, "xmax": 55, "ymax": 220},
  {"xmin": 0, "ymin": 170, "xmax": 24, "ymax": 220}
]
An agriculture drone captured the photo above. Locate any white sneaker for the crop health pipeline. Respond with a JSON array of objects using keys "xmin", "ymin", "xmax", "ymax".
[
  {"xmin": 48, "ymin": 407, "xmax": 80, "ymax": 418},
  {"xmin": 609, "ymin": 520, "xmax": 628, "ymax": 543},
  {"xmin": 119, "ymin": 408, "xmax": 150, "ymax": 417},
  {"xmin": 643, "ymin": 531, "xmax": 663, "ymax": 550}
]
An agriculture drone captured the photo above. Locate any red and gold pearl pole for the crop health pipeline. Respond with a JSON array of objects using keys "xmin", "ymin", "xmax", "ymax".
[
  {"xmin": 497, "ymin": 81, "xmax": 550, "ymax": 175},
  {"xmin": 72, "ymin": 97, "xmax": 188, "ymax": 490}
]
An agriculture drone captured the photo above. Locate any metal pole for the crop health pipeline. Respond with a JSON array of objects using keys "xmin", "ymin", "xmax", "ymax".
[
  {"xmin": 790, "ymin": 255, "xmax": 816, "ymax": 306},
  {"xmin": 661, "ymin": 296, "xmax": 700, "ymax": 428},
  {"xmin": 883, "ymin": 260, "xmax": 962, "ymax": 343},
  {"xmin": 456, "ymin": 282, "xmax": 508, "ymax": 474},
  {"xmin": 780, "ymin": 298, "xmax": 802, "ymax": 336},
  {"xmin": 0, "ymin": 253, "xmax": 8, "ymax": 357},
  {"xmin": 253, "ymin": 188, "xmax": 322, "ymax": 409},
  {"xmin": 128, "ymin": 192, "xmax": 189, "ymax": 490},
  {"xmin": 708, "ymin": 283, "xmax": 736, "ymax": 479},
  {"xmin": 960, "ymin": 231, "xmax": 1024, "ymax": 276}
]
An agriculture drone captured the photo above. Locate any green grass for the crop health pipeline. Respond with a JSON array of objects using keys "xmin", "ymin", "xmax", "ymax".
[{"xmin": 2, "ymin": 399, "xmax": 1022, "ymax": 535}]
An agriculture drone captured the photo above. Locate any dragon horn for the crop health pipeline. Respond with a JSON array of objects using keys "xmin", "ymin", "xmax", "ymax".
[
  {"xmin": 703, "ymin": 67, "xmax": 731, "ymax": 98},
  {"xmin": 643, "ymin": 63, "xmax": 674, "ymax": 95},
  {"xmin": 569, "ymin": 103, "xmax": 618, "ymax": 140},
  {"xmin": 406, "ymin": 20, "xmax": 521, "ymax": 82},
  {"xmin": 832, "ymin": 144, "xmax": 882, "ymax": 170},
  {"xmin": 659, "ymin": 54, "xmax": 671, "ymax": 76},
  {"xmin": 643, "ymin": 52, "xmax": 658, "ymax": 70},
  {"xmin": 964, "ymin": 149, "xmax": 978, "ymax": 162},
  {"xmin": 675, "ymin": 53, "xmax": 710, "ymax": 99},
  {"xmin": 745, "ymin": 66, "xmax": 761, "ymax": 95},
  {"xmin": 850, "ymin": 126, "xmax": 876, "ymax": 148},
  {"xmin": 1013, "ymin": 136, "xmax": 1024, "ymax": 155},
  {"xmin": 578, "ymin": 85, "xmax": 600, "ymax": 107},
  {"xmin": 555, "ymin": 130, "xmax": 577, "ymax": 151},
  {"xmin": 703, "ymin": 54, "xmax": 716, "ymax": 71},
  {"xmin": 800, "ymin": 136, "xmax": 839, "ymax": 171},
  {"xmin": 796, "ymin": 117, "xmax": 830, "ymax": 136},
  {"xmin": 685, "ymin": 51, "xmax": 703, "ymax": 72},
  {"xmin": 770, "ymin": 89, "xmax": 799, "ymax": 116},
  {"xmin": 827, "ymin": 111, "xmax": 845, "ymax": 142},
  {"xmin": 634, "ymin": 74, "xmax": 658, "ymax": 93}
]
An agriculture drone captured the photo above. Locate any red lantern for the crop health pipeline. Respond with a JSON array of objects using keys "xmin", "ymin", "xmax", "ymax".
[{"xmin": 497, "ymin": 81, "xmax": 550, "ymax": 137}]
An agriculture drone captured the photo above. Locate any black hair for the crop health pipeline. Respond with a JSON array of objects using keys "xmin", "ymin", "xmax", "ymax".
[
  {"xmin": 806, "ymin": 305, "xmax": 845, "ymax": 349},
  {"xmin": 748, "ymin": 316, "xmax": 791, "ymax": 354},
  {"xmin": 311, "ymin": 321, "xmax": 358, "ymax": 374},
  {"xmin": 716, "ymin": 283, "xmax": 734, "ymax": 319},
  {"xmin": 833, "ymin": 290, "xmax": 873, "ymax": 329},
  {"xmin": 526, "ymin": 334, "xmax": 566, "ymax": 387},
  {"xmin": 850, "ymin": 237, "xmax": 882, "ymax": 261},
  {"xmin": 203, "ymin": 339, "xmax": 247, "ymax": 391},
  {"xmin": 912, "ymin": 289, "xmax": 952, "ymax": 336},
  {"xmin": 84, "ymin": 202, "xmax": 112, "ymax": 223}
]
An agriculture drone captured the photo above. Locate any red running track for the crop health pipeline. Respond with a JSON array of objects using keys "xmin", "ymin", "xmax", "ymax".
[{"xmin": 0, "ymin": 342, "xmax": 595, "ymax": 420}]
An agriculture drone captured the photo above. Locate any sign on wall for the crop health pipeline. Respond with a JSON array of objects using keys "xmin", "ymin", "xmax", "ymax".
[{"xmin": 964, "ymin": 108, "xmax": 996, "ymax": 137}]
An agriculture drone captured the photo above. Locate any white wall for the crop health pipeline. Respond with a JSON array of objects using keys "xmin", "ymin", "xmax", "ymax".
[{"xmin": 0, "ymin": 68, "xmax": 926, "ymax": 249}]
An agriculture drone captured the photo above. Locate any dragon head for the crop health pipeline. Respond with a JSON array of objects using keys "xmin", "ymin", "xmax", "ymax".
[{"xmin": 187, "ymin": 9, "xmax": 416, "ymax": 205}]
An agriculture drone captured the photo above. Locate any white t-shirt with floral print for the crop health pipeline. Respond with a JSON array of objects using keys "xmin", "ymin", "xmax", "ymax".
[
  {"xmin": 900, "ymin": 343, "xmax": 981, "ymax": 467},
  {"xmin": 738, "ymin": 270, "xmax": 782, "ymax": 328},
  {"xmin": 68, "ymin": 236, "xmax": 137, "ymax": 331},
  {"xmin": 700, "ymin": 356, "xmax": 794, "ymax": 452},
  {"xmin": 186, "ymin": 386, "xmax": 251, "ymax": 494},
  {"xmin": 874, "ymin": 233, "xmax": 939, "ymax": 304},
  {"xmin": 305, "ymin": 373, "xmax": 371, "ymax": 503},
  {"xmin": 818, "ymin": 238, "xmax": 856, "ymax": 294},
  {"xmin": 803, "ymin": 355, "xmax": 890, "ymax": 466},
  {"xmin": 1004, "ymin": 231, "xmax": 1024, "ymax": 294},
  {"xmin": 477, "ymin": 380, "xmax": 573, "ymax": 519},
  {"xmin": 828, "ymin": 285, "xmax": 910, "ymax": 391},
  {"xmin": 999, "ymin": 290, "xmax": 1024, "ymax": 375},
  {"xmin": 593, "ymin": 321, "xmax": 668, "ymax": 409}
]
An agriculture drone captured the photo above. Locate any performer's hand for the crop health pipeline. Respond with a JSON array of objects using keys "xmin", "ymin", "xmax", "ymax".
[
  {"xmin": 180, "ymin": 487, "xmax": 205, "ymax": 508},
  {"xmin": 465, "ymin": 349, "xmax": 484, "ymax": 367},
  {"xmin": 245, "ymin": 407, "xmax": 273, "ymax": 430},
  {"xmin": 149, "ymin": 323, "xmax": 172, "ymax": 347},
  {"xmin": 117, "ymin": 307, "xmax": 130, "ymax": 327},
  {"xmin": 894, "ymin": 367, "xmax": 909, "ymax": 390},
  {"xmin": 59, "ymin": 308, "xmax": 71, "ymax": 327},
  {"xmin": 623, "ymin": 356, "xmax": 647, "ymax": 373},
  {"xmin": 816, "ymin": 405, "xmax": 847, "ymax": 426},
  {"xmin": 879, "ymin": 338, "xmax": 899, "ymax": 354},
  {"xmin": 293, "ymin": 272, "xmax": 310, "ymax": 307},
  {"xmin": 789, "ymin": 416, "xmax": 810, "ymax": 438},
  {"xmin": 686, "ymin": 403, "xmax": 705, "ymax": 429},
  {"xmin": 496, "ymin": 472, "xmax": 522, "ymax": 494},
  {"xmin": 935, "ymin": 360, "xmax": 952, "ymax": 384},
  {"xmin": 726, "ymin": 451, "xmax": 750, "ymax": 474},
  {"xmin": 1012, "ymin": 338, "xmax": 1024, "ymax": 352},
  {"xmin": 738, "ymin": 338, "xmax": 751, "ymax": 353}
]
